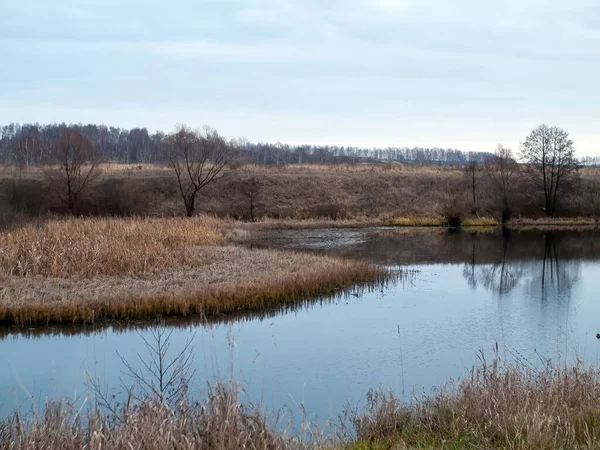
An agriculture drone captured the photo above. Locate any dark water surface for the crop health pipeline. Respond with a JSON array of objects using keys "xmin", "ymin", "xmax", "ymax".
[{"xmin": 2, "ymin": 228, "xmax": 600, "ymax": 423}]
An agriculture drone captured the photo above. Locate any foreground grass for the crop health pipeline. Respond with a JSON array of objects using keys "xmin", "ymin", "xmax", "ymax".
[
  {"xmin": 0, "ymin": 217, "xmax": 386, "ymax": 325},
  {"xmin": 351, "ymin": 354, "xmax": 600, "ymax": 450},
  {"xmin": 4, "ymin": 355, "xmax": 600, "ymax": 449}
]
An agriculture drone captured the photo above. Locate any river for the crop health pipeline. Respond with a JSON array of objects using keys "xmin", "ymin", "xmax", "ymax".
[{"xmin": 2, "ymin": 227, "xmax": 600, "ymax": 425}]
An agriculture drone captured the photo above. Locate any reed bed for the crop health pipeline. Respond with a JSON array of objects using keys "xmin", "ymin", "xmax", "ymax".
[
  {"xmin": 4, "ymin": 355, "xmax": 600, "ymax": 449},
  {"xmin": 0, "ymin": 248, "xmax": 383, "ymax": 325},
  {"xmin": 391, "ymin": 216, "xmax": 443, "ymax": 227},
  {"xmin": 0, "ymin": 217, "xmax": 386, "ymax": 325},
  {"xmin": 461, "ymin": 216, "xmax": 499, "ymax": 227},
  {"xmin": 352, "ymin": 352, "xmax": 600, "ymax": 449},
  {"xmin": 0, "ymin": 217, "xmax": 225, "ymax": 278},
  {"xmin": 0, "ymin": 382, "xmax": 305, "ymax": 450},
  {"xmin": 507, "ymin": 216, "xmax": 600, "ymax": 228}
]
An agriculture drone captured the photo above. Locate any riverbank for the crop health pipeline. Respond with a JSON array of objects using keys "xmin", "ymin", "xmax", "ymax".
[
  {"xmin": 0, "ymin": 217, "xmax": 386, "ymax": 325},
  {"xmin": 2, "ymin": 355, "xmax": 599, "ymax": 449},
  {"xmin": 3, "ymin": 163, "xmax": 600, "ymax": 226}
]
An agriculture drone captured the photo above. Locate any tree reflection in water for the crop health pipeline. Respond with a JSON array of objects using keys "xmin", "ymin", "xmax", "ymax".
[{"xmin": 462, "ymin": 230, "xmax": 581, "ymax": 301}]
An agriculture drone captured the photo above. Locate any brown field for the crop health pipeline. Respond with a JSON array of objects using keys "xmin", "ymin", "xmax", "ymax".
[
  {"xmin": 0, "ymin": 216, "xmax": 386, "ymax": 325},
  {"xmin": 3, "ymin": 163, "xmax": 600, "ymax": 226}
]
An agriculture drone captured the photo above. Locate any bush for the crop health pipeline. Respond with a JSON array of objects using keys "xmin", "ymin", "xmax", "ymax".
[
  {"xmin": 1, "ymin": 177, "xmax": 49, "ymax": 216},
  {"xmin": 441, "ymin": 196, "xmax": 467, "ymax": 228},
  {"xmin": 85, "ymin": 179, "xmax": 156, "ymax": 217}
]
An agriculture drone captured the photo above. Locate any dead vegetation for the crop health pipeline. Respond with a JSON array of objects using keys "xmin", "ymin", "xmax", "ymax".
[
  {"xmin": 352, "ymin": 352, "xmax": 600, "ymax": 449},
  {"xmin": 0, "ymin": 381, "xmax": 302, "ymax": 450},
  {"xmin": 0, "ymin": 217, "xmax": 225, "ymax": 277},
  {"xmin": 4, "ymin": 353, "xmax": 600, "ymax": 449},
  {"xmin": 0, "ymin": 216, "xmax": 386, "ymax": 325},
  {"xmin": 2, "ymin": 164, "xmax": 600, "ymax": 224}
]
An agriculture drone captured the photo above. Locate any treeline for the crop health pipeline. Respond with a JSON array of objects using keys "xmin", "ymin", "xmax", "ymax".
[{"xmin": 0, "ymin": 122, "xmax": 496, "ymax": 167}]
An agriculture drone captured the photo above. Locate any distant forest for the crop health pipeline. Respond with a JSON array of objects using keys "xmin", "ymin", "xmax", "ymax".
[{"xmin": 1, "ymin": 122, "xmax": 598, "ymax": 167}]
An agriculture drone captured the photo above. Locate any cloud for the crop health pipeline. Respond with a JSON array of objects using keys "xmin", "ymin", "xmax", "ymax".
[{"xmin": 0, "ymin": 0, "xmax": 599, "ymax": 153}]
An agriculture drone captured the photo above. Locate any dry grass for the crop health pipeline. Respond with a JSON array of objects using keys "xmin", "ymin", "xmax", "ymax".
[
  {"xmin": 0, "ymin": 217, "xmax": 386, "ymax": 325},
  {"xmin": 5, "ymin": 354, "xmax": 600, "ymax": 449},
  {"xmin": 0, "ymin": 381, "xmax": 311, "ymax": 450},
  {"xmin": 461, "ymin": 216, "xmax": 499, "ymax": 227},
  {"xmin": 507, "ymin": 216, "xmax": 600, "ymax": 228},
  {"xmin": 0, "ymin": 217, "xmax": 226, "ymax": 278},
  {"xmin": 352, "ymin": 352, "xmax": 600, "ymax": 449},
  {"xmin": 391, "ymin": 216, "xmax": 442, "ymax": 227},
  {"xmin": 6, "ymin": 163, "xmax": 600, "ymax": 221},
  {"xmin": 0, "ymin": 247, "xmax": 383, "ymax": 325}
]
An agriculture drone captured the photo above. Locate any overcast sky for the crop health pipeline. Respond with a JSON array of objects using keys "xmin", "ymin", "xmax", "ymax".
[{"xmin": 1, "ymin": 0, "xmax": 599, "ymax": 154}]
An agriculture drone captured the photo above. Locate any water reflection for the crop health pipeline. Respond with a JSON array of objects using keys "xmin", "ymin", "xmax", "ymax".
[
  {"xmin": 461, "ymin": 230, "xmax": 581, "ymax": 301},
  {"xmin": 3, "ymin": 228, "xmax": 600, "ymax": 426},
  {"xmin": 255, "ymin": 226, "xmax": 596, "ymax": 299}
]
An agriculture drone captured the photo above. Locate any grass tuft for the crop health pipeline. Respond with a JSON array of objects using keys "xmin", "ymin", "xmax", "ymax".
[
  {"xmin": 352, "ymin": 352, "xmax": 600, "ymax": 449},
  {"xmin": 461, "ymin": 217, "xmax": 499, "ymax": 227},
  {"xmin": 392, "ymin": 217, "xmax": 442, "ymax": 227}
]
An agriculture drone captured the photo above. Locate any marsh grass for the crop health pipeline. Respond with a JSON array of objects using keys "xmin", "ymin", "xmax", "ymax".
[
  {"xmin": 0, "ymin": 216, "xmax": 387, "ymax": 325},
  {"xmin": 0, "ymin": 381, "xmax": 306, "ymax": 450},
  {"xmin": 4, "ymin": 354, "xmax": 600, "ymax": 449},
  {"xmin": 461, "ymin": 217, "xmax": 499, "ymax": 227},
  {"xmin": 507, "ymin": 217, "xmax": 600, "ymax": 228},
  {"xmin": 0, "ymin": 252, "xmax": 385, "ymax": 325},
  {"xmin": 0, "ymin": 217, "xmax": 226, "ymax": 278},
  {"xmin": 391, "ymin": 217, "xmax": 442, "ymax": 227},
  {"xmin": 351, "ymin": 352, "xmax": 600, "ymax": 449}
]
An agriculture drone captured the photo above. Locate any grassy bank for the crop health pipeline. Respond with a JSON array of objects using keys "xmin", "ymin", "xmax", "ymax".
[
  {"xmin": 0, "ymin": 217, "xmax": 386, "ymax": 325},
  {"xmin": 3, "ymin": 164, "xmax": 600, "ymax": 225},
  {"xmin": 3, "ymin": 355, "xmax": 600, "ymax": 449},
  {"xmin": 350, "ymin": 354, "xmax": 600, "ymax": 449}
]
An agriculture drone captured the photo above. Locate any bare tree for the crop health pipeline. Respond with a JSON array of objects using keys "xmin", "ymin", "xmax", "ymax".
[
  {"xmin": 168, "ymin": 125, "xmax": 234, "ymax": 217},
  {"xmin": 241, "ymin": 175, "xmax": 262, "ymax": 222},
  {"xmin": 88, "ymin": 324, "xmax": 197, "ymax": 420},
  {"xmin": 484, "ymin": 145, "xmax": 521, "ymax": 223},
  {"xmin": 117, "ymin": 326, "xmax": 196, "ymax": 406},
  {"xmin": 463, "ymin": 155, "xmax": 480, "ymax": 214},
  {"xmin": 48, "ymin": 127, "xmax": 101, "ymax": 214},
  {"xmin": 519, "ymin": 124, "xmax": 579, "ymax": 216}
]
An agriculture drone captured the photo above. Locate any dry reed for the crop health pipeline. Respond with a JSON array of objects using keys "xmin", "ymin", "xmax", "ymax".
[
  {"xmin": 352, "ymin": 352, "xmax": 600, "ymax": 449},
  {"xmin": 0, "ymin": 381, "xmax": 304, "ymax": 450},
  {"xmin": 4, "ymin": 354, "xmax": 600, "ymax": 449},
  {"xmin": 0, "ymin": 217, "xmax": 225, "ymax": 278},
  {"xmin": 0, "ymin": 217, "xmax": 387, "ymax": 325}
]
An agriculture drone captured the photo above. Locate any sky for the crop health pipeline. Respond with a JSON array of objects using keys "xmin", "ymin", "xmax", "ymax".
[{"xmin": 1, "ymin": 0, "xmax": 599, "ymax": 154}]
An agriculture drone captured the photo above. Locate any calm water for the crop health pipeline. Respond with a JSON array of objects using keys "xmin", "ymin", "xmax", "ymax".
[{"xmin": 2, "ymin": 228, "xmax": 600, "ymax": 424}]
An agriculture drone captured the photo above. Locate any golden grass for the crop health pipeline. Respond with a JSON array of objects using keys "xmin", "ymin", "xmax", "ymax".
[
  {"xmin": 0, "ymin": 217, "xmax": 226, "ymax": 278},
  {"xmin": 0, "ymin": 217, "xmax": 387, "ymax": 325},
  {"xmin": 0, "ymin": 381, "xmax": 299, "ymax": 450},
  {"xmin": 352, "ymin": 353, "xmax": 600, "ymax": 449},
  {"xmin": 391, "ymin": 216, "xmax": 443, "ymax": 227},
  {"xmin": 5, "ymin": 354, "xmax": 600, "ymax": 449},
  {"xmin": 0, "ymin": 247, "xmax": 384, "ymax": 325},
  {"xmin": 461, "ymin": 216, "xmax": 499, "ymax": 227}
]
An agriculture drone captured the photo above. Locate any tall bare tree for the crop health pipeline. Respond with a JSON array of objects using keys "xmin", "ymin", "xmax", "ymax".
[
  {"xmin": 49, "ymin": 127, "xmax": 101, "ymax": 214},
  {"xmin": 168, "ymin": 125, "xmax": 233, "ymax": 217},
  {"xmin": 520, "ymin": 125, "xmax": 579, "ymax": 216},
  {"xmin": 485, "ymin": 145, "xmax": 520, "ymax": 223},
  {"xmin": 463, "ymin": 155, "xmax": 480, "ymax": 214}
]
